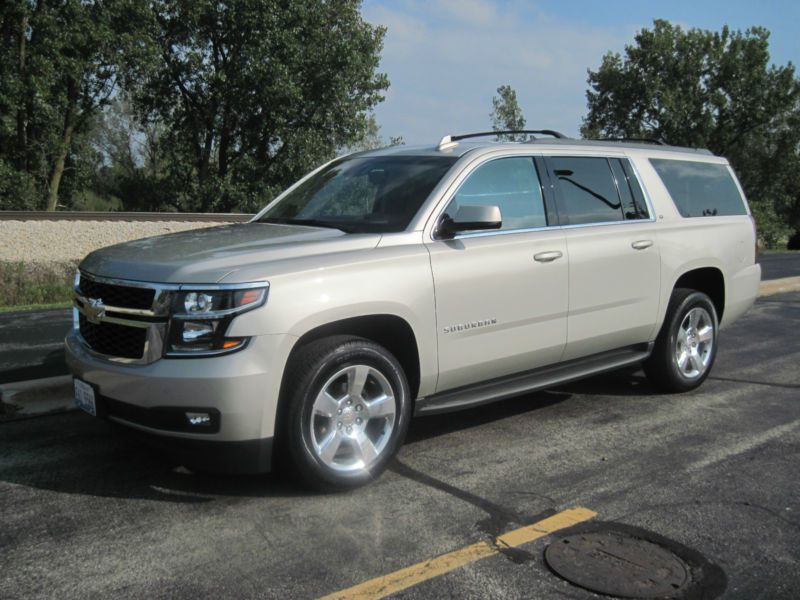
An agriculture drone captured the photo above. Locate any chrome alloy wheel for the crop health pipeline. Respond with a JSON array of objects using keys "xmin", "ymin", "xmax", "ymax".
[
  {"xmin": 309, "ymin": 364, "xmax": 397, "ymax": 472},
  {"xmin": 674, "ymin": 307, "xmax": 714, "ymax": 379}
]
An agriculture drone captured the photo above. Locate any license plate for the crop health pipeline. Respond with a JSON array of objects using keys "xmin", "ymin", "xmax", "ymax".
[{"xmin": 74, "ymin": 379, "xmax": 96, "ymax": 416}]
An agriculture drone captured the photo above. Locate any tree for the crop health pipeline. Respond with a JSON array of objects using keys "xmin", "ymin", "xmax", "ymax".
[
  {"xmin": 0, "ymin": 0, "xmax": 150, "ymax": 210},
  {"xmin": 82, "ymin": 95, "xmax": 174, "ymax": 212},
  {"xmin": 130, "ymin": 0, "xmax": 389, "ymax": 213},
  {"xmin": 490, "ymin": 85, "xmax": 526, "ymax": 141},
  {"xmin": 344, "ymin": 112, "xmax": 404, "ymax": 153},
  {"xmin": 582, "ymin": 20, "xmax": 800, "ymax": 246}
]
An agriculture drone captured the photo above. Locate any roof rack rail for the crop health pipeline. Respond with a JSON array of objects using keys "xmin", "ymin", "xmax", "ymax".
[
  {"xmin": 438, "ymin": 129, "xmax": 568, "ymax": 150},
  {"xmin": 452, "ymin": 129, "xmax": 569, "ymax": 141},
  {"xmin": 593, "ymin": 137, "xmax": 666, "ymax": 146}
]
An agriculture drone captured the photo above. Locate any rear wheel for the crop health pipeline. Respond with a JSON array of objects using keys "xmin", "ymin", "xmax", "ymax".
[
  {"xmin": 644, "ymin": 288, "xmax": 718, "ymax": 392},
  {"xmin": 283, "ymin": 335, "xmax": 411, "ymax": 490}
]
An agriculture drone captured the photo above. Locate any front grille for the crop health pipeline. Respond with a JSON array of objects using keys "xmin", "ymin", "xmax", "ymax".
[
  {"xmin": 78, "ymin": 277, "xmax": 155, "ymax": 310},
  {"xmin": 79, "ymin": 314, "xmax": 147, "ymax": 359}
]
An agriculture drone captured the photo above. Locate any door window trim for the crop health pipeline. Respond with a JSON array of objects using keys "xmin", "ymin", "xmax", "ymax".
[
  {"xmin": 427, "ymin": 152, "xmax": 656, "ymax": 242},
  {"xmin": 430, "ymin": 155, "xmax": 557, "ymax": 240},
  {"xmin": 544, "ymin": 155, "xmax": 658, "ymax": 228}
]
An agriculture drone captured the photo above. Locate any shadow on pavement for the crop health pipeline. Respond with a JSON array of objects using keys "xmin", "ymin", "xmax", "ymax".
[
  {"xmin": 554, "ymin": 368, "xmax": 659, "ymax": 397},
  {"xmin": 0, "ymin": 371, "xmax": 652, "ymax": 504},
  {"xmin": 0, "ymin": 413, "xmax": 301, "ymax": 503},
  {"xmin": 0, "ymin": 347, "xmax": 68, "ymax": 384},
  {"xmin": 406, "ymin": 388, "xmax": 573, "ymax": 444}
]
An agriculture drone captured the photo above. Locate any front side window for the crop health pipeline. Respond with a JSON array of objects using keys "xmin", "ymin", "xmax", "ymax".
[
  {"xmin": 259, "ymin": 155, "xmax": 458, "ymax": 233},
  {"xmin": 650, "ymin": 158, "xmax": 747, "ymax": 217},
  {"xmin": 549, "ymin": 156, "xmax": 624, "ymax": 225},
  {"xmin": 443, "ymin": 157, "xmax": 547, "ymax": 232}
]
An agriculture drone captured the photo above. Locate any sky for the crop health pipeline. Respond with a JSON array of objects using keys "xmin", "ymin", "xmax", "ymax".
[{"xmin": 361, "ymin": 0, "xmax": 800, "ymax": 144}]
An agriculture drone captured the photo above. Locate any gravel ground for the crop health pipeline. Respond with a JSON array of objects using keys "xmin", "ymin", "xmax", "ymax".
[{"xmin": 0, "ymin": 220, "xmax": 228, "ymax": 264}]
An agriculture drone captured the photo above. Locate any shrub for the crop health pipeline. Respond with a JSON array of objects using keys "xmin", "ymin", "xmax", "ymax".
[{"xmin": 0, "ymin": 262, "xmax": 76, "ymax": 308}]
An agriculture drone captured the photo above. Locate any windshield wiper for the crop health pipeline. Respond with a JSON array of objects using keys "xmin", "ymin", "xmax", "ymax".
[{"xmin": 258, "ymin": 217, "xmax": 356, "ymax": 233}]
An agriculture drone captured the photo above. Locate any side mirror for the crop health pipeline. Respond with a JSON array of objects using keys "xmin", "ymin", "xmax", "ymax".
[{"xmin": 439, "ymin": 204, "xmax": 502, "ymax": 238}]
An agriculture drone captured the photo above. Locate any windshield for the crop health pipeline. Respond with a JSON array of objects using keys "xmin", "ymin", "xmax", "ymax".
[{"xmin": 257, "ymin": 155, "xmax": 458, "ymax": 233}]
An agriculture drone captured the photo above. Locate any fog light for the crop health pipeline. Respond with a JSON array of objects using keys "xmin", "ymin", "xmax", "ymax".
[
  {"xmin": 182, "ymin": 321, "xmax": 215, "ymax": 343},
  {"xmin": 186, "ymin": 412, "xmax": 212, "ymax": 427}
]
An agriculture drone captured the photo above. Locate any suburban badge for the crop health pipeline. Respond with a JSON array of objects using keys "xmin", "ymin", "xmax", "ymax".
[{"xmin": 443, "ymin": 318, "xmax": 497, "ymax": 334}]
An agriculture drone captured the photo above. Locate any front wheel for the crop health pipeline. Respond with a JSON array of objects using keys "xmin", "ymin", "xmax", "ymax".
[
  {"xmin": 644, "ymin": 288, "xmax": 719, "ymax": 392},
  {"xmin": 283, "ymin": 335, "xmax": 411, "ymax": 491}
]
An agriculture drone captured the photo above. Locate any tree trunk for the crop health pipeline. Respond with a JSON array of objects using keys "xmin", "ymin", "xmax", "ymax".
[
  {"xmin": 46, "ymin": 79, "xmax": 78, "ymax": 212},
  {"xmin": 219, "ymin": 112, "xmax": 230, "ymax": 178},
  {"xmin": 16, "ymin": 12, "xmax": 29, "ymax": 170}
]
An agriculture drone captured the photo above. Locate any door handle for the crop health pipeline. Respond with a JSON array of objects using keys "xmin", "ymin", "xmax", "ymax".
[
  {"xmin": 534, "ymin": 250, "xmax": 563, "ymax": 263},
  {"xmin": 631, "ymin": 240, "xmax": 653, "ymax": 250}
]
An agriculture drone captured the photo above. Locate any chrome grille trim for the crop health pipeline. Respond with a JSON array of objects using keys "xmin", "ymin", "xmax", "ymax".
[
  {"xmin": 73, "ymin": 270, "xmax": 269, "ymax": 364},
  {"xmin": 74, "ymin": 272, "xmax": 172, "ymax": 364}
]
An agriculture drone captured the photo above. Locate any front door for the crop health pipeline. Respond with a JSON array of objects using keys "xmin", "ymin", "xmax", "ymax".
[{"xmin": 426, "ymin": 156, "xmax": 569, "ymax": 392}]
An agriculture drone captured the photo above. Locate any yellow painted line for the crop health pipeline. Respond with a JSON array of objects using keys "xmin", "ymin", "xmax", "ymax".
[
  {"xmin": 495, "ymin": 507, "xmax": 597, "ymax": 547},
  {"xmin": 319, "ymin": 507, "xmax": 597, "ymax": 600}
]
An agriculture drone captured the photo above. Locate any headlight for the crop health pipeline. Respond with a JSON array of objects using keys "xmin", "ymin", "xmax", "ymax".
[{"xmin": 166, "ymin": 285, "xmax": 268, "ymax": 357}]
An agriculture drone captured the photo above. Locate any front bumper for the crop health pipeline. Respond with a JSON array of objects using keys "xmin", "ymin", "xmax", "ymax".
[{"xmin": 65, "ymin": 330, "xmax": 294, "ymax": 473}]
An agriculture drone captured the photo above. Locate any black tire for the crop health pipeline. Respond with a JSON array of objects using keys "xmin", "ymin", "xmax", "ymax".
[
  {"xmin": 644, "ymin": 288, "xmax": 719, "ymax": 393},
  {"xmin": 282, "ymin": 335, "xmax": 411, "ymax": 491}
]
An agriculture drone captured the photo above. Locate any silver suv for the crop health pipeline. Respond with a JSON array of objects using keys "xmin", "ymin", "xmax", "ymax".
[{"xmin": 67, "ymin": 131, "xmax": 761, "ymax": 489}]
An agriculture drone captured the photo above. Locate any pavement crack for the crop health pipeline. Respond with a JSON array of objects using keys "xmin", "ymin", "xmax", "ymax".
[
  {"xmin": 489, "ymin": 535, "xmax": 537, "ymax": 565},
  {"xmin": 708, "ymin": 375, "xmax": 800, "ymax": 389},
  {"xmin": 610, "ymin": 499, "xmax": 800, "ymax": 531}
]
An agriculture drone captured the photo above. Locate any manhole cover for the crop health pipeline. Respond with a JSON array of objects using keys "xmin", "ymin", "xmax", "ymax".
[{"xmin": 545, "ymin": 532, "xmax": 690, "ymax": 598}]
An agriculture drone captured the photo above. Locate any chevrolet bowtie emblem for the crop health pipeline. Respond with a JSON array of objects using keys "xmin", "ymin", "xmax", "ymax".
[{"xmin": 84, "ymin": 298, "xmax": 106, "ymax": 324}]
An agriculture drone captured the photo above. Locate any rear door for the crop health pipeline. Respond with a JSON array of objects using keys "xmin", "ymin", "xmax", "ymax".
[
  {"xmin": 544, "ymin": 155, "xmax": 662, "ymax": 360},
  {"xmin": 426, "ymin": 155, "xmax": 568, "ymax": 391}
]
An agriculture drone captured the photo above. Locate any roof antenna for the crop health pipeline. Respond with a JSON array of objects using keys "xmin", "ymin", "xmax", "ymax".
[{"xmin": 437, "ymin": 135, "xmax": 459, "ymax": 151}]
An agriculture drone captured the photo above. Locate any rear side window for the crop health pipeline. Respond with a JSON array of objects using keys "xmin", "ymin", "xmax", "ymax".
[
  {"xmin": 610, "ymin": 159, "xmax": 650, "ymax": 220},
  {"xmin": 549, "ymin": 157, "xmax": 623, "ymax": 225},
  {"xmin": 649, "ymin": 159, "xmax": 747, "ymax": 217}
]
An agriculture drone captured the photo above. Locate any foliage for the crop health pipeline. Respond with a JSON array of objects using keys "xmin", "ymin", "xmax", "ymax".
[
  {"xmin": 0, "ymin": 0, "xmax": 152, "ymax": 210},
  {"xmin": 344, "ymin": 112, "xmax": 404, "ymax": 152},
  {"xmin": 490, "ymin": 85, "xmax": 526, "ymax": 141},
  {"xmin": 0, "ymin": 1, "xmax": 390, "ymax": 213},
  {"xmin": 126, "ymin": 0, "xmax": 389, "ymax": 212},
  {"xmin": 0, "ymin": 261, "xmax": 74, "ymax": 307},
  {"xmin": 582, "ymin": 20, "xmax": 800, "ymax": 248},
  {"xmin": 0, "ymin": 159, "xmax": 37, "ymax": 209}
]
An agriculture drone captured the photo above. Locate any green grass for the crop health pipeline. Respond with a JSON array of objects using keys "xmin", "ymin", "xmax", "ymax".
[
  {"xmin": 0, "ymin": 301, "xmax": 72, "ymax": 313},
  {"xmin": 0, "ymin": 261, "xmax": 76, "ymax": 310}
]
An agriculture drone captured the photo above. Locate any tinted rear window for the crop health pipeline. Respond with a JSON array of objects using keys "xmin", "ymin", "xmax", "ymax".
[
  {"xmin": 649, "ymin": 159, "xmax": 747, "ymax": 217},
  {"xmin": 549, "ymin": 156, "xmax": 623, "ymax": 225}
]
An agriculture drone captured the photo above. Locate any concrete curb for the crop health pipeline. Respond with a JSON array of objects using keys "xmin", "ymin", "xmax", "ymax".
[
  {"xmin": 2, "ymin": 277, "xmax": 799, "ymax": 421},
  {"xmin": 759, "ymin": 276, "xmax": 800, "ymax": 297}
]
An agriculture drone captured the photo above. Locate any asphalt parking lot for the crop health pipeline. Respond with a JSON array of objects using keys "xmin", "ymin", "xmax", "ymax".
[{"xmin": 1, "ymin": 292, "xmax": 798, "ymax": 599}]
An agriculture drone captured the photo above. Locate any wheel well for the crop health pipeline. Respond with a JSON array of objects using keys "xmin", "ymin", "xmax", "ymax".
[
  {"xmin": 286, "ymin": 315, "xmax": 421, "ymax": 400},
  {"xmin": 674, "ymin": 267, "xmax": 725, "ymax": 321}
]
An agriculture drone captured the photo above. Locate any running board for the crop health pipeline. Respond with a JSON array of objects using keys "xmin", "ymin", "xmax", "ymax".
[{"xmin": 415, "ymin": 343, "xmax": 653, "ymax": 416}]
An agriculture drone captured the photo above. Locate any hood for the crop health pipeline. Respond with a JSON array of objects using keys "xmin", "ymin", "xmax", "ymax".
[{"xmin": 79, "ymin": 222, "xmax": 382, "ymax": 283}]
